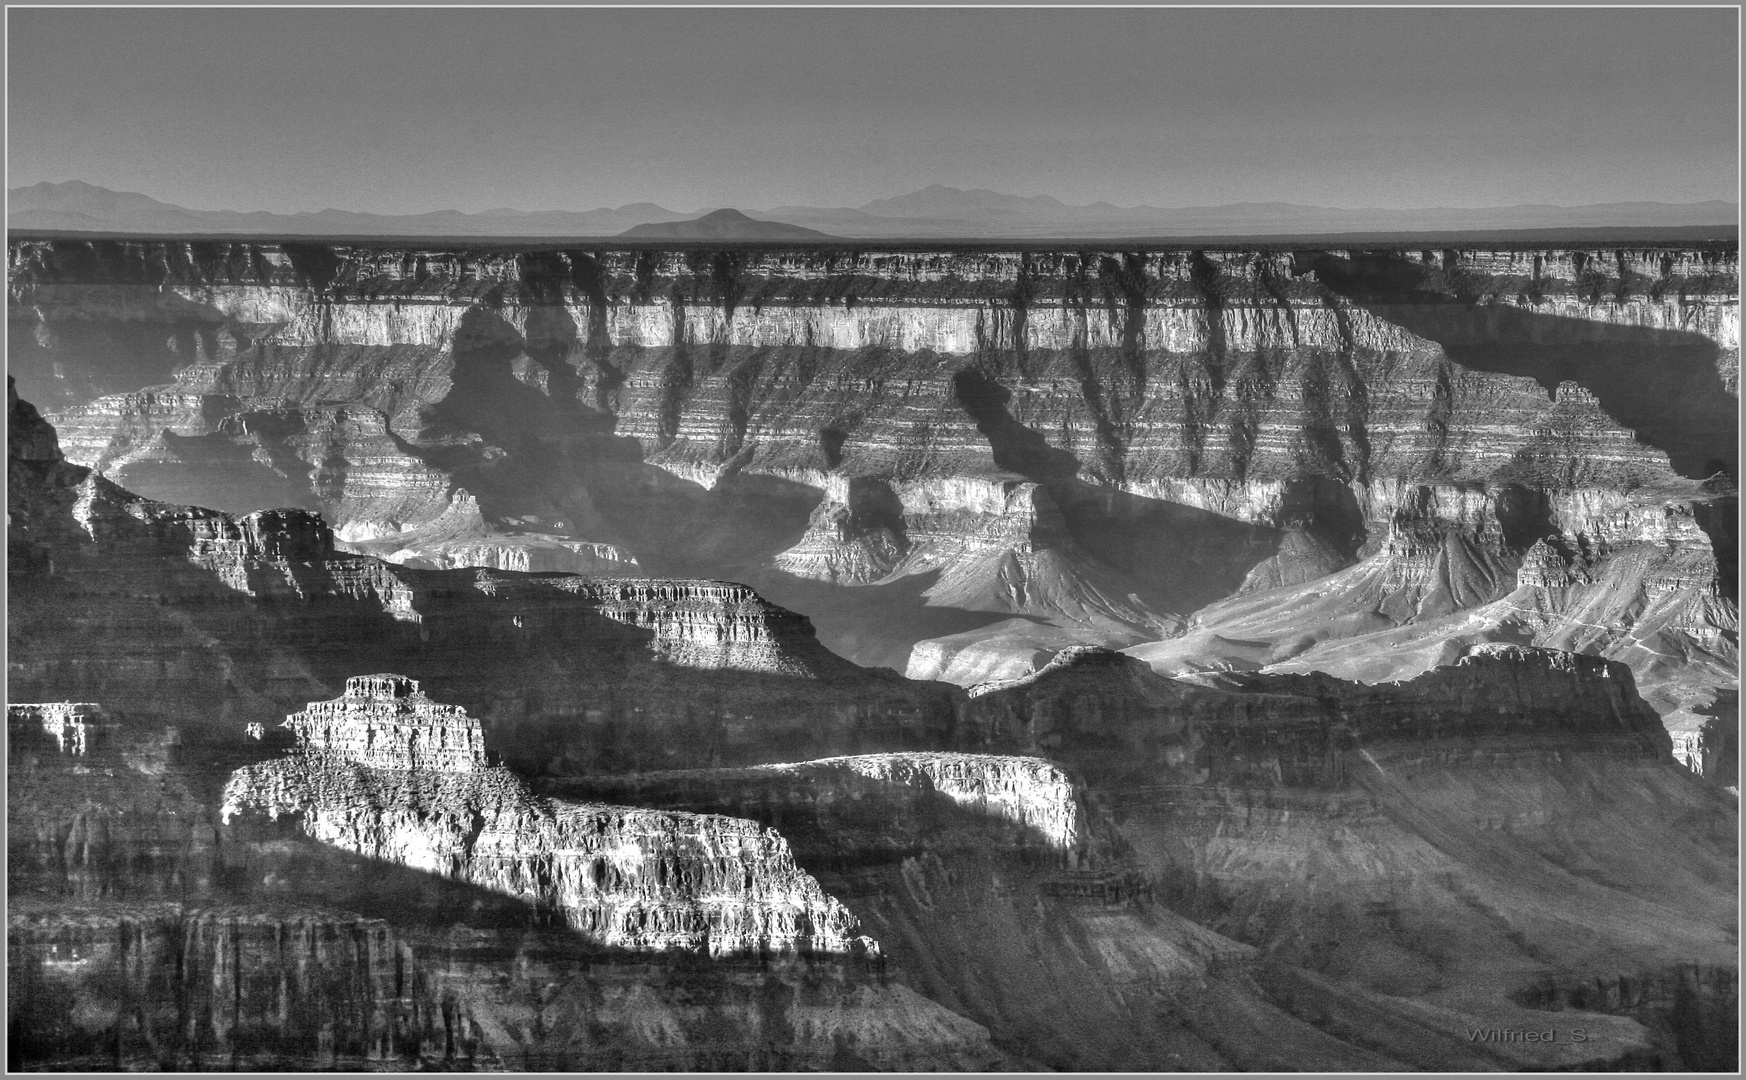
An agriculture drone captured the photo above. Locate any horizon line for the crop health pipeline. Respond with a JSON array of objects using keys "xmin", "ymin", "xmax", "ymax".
[
  {"xmin": 10, "ymin": 226, "xmax": 1739, "ymax": 251},
  {"xmin": 9, "ymin": 178, "xmax": 1740, "ymax": 220}
]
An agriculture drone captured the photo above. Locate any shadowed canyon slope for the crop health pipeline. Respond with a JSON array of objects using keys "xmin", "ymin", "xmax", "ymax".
[{"xmin": 7, "ymin": 352, "xmax": 1740, "ymax": 1071}]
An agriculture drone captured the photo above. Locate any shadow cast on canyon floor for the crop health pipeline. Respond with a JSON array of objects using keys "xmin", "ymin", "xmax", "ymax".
[
  {"xmin": 748, "ymin": 567, "xmax": 1039, "ymax": 674},
  {"xmin": 953, "ymin": 366, "xmax": 1288, "ymax": 613}
]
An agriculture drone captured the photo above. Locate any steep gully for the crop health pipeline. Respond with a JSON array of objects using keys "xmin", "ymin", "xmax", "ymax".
[{"xmin": 8, "ymin": 380, "xmax": 1739, "ymax": 1070}]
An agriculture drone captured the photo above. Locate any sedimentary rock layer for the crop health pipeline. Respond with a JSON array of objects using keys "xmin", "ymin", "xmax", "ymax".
[
  {"xmin": 8, "ymin": 362, "xmax": 1739, "ymax": 1069},
  {"xmin": 15, "ymin": 245, "xmax": 1734, "ymax": 520},
  {"xmin": 960, "ymin": 642, "xmax": 1673, "ymax": 789},
  {"xmin": 8, "ymin": 901, "xmax": 1002, "ymax": 1071},
  {"xmin": 766, "ymin": 753, "xmax": 1084, "ymax": 850},
  {"xmin": 225, "ymin": 756, "xmax": 864, "ymax": 957},
  {"xmin": 228, "ymin": 676, "xmax": 870, "ymax": 957},
  {"xmin": 1126, "ymin": 482, "xmax": 1738, "ymax": 782},
  {"xmin": 15, "ymin": 242, "xmax": 1733, "ymax": 489},
  {"xmin": 572, "ymin": 752, "xmax": 1087, "ymax": 859},
  {"xmin": 13, "ymin": 240, "xmax": 1735, "ymax": 703},
  {"xmin": 282, "ymin": 674, "xmax": 489, "ymax": 771}
]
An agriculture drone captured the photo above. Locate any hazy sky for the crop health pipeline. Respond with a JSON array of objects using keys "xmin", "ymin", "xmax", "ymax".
[{"xmin": 7, "ymin": 7, "xmax": 1739, "ymax": 214}]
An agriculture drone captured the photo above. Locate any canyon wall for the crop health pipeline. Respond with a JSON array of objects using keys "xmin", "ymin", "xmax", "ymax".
[
  {"xmin": 226, "ymin": 675, "xmax": 868, "ymax": 957},
  {"xmin": 6, "ymin": 386, "xmax": 962, "ymax": 784},
  {"xmin": 567, "ymin": 752, "xmax": 1089, "ymax": 862},
  {"xmin": 8, "ymin": 242, "xmax": 1740, "ymax": 1068},
  {"xmin": 11, "ymin": 240, "xmax": 1734, "ymax": 699},
  {"xmin": 6, "ymin": 650, "xmax": 1004, "ymax": 1070},
  {"xmin": 8, "ymin": 386, "xmax": 1738, "ymax": 1068},
  {"xmin": 9, "ymin": 236, "xmax": 1738, "ymax": 798}
]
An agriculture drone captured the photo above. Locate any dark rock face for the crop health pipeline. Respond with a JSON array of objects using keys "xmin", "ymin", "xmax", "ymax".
[
  {"xmin": 6, "ymin": 238, "xmax": 1740, "ymax": 1071},
  {"xmin": 948, "ymin": 646, "xmax": 1737, "ymax": 1068},
  {"xmin": 955, "ymin": 643, "xmax": 1672, "ymax": 791},
  {"xmin": 4, "ymin": 431, "xmax": 962, "ymax": 779},
  {"xmin": 6, "ymin": 905, "xmax": 1004, "ymax": 1071},
  {"xmin": 8, "ymin": 375, "xmax": 64, "ymax": 462}
]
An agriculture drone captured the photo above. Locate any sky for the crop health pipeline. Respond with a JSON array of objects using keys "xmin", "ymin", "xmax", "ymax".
[{"xmin": 6, "ymin": 6, "xmax": 1740, "ymax": 215}]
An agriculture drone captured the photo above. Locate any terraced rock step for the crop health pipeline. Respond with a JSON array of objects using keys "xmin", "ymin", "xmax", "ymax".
[
  {"xmin": 283, "ymin": 674, "xmax": 488, "ymax": 771},
  {"xmin": 568, "ymin": 752, "xmax": 1091, "ymax": 864},
  {"xmin": 760, "ymin": 753, "xmax": 1085, "ymax": 850},
  {"xmin": 224, "ymin": 677, "xmax": 870, "ymax": 958}
]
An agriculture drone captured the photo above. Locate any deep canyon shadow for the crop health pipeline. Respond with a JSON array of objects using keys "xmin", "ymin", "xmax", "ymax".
[
  {"xmin": 953, "ymin": 366, "xmax": 1287, "ymax": 613},
  {"xmin": 1310, "ymin": 251, "xmax": 1738, "ymax": 480}
]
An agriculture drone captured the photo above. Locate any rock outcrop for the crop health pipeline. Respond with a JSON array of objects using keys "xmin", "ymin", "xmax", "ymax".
[
  {"xmin": 574, "ymin": 752, "xmax": 1087, "ymax": 859},
  {"xmin": 775, "ymin": 753, "xmax": 1084, "ymax": 851},
  {"xmin": 776, "ymin": 474, "xmax": 1177, "ymax": 681},
  {"xmin": 7, "ymin": 701, "xmax": 107, "ymax": 755},
  {"xmin": 4, "ymin": 655, "xmax": 996, "ymax": 1069},
  {"xmin": 562, "ymin": 577, "xmax": 855, "ymax": 676},
  {"xmin": 281, "ymin": 674, "xmax": 489, "ymax": 771},
  {"xmin": 8, "ymin": 375, "xmax": 64, "ymax": 463},
  {"xmin": 389, "ymin": 535, "xmax": 643, "ymax": 575},
  {"xmin": 226, "ymin": 676, "xmax": 866, "ymax": 957}
]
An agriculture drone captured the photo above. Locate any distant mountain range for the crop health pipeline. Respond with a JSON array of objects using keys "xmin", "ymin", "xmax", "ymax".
[
  {"xmin": 8, "ymin": 179, "xmax": 1738, "ymax": 240},
  {"xmin": 618, "ymin": 208, "xmax": 835, "ymax": 241}
]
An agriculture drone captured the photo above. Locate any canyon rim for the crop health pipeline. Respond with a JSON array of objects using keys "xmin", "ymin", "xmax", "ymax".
[{"xmin": 6, "ymin": 4, "xmax": 1741, "ymax": 1074}]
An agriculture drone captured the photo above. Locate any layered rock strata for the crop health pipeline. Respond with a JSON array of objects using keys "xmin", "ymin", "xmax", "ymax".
[
  {"xmin": 953, "ymin": 644, "xmax": 1737, "ymax": 1068},
  {"xmin": 1127, "ymin": 479, "xmax": 1737, "ymax": 761},
  {"xmin": 1138, "ymin": 494, "xmax": 1736, "ymax": 776},
  {"xmin": 564, "ymin": 577, "xmax": 851, "ymax": 675},
  {"xmin": 4, "ymin": 642, "xmax": 996, "ymax": 1068},
  {"xmin": 283, "ymin": 674, "xmax": 489, "ymax": 771},
  {"xmin": 12, "ymin": 240, "xmax": 1734, "ymax": 716},
  {"xmin": 8, "ymin": 381, "xmax": 1739, "ymax": 1069},
  {"xmin": 962, "ymin": 643, "xmax": 1674, "ymax": 789},
  {"xmin": 226, "ymin": 676, "xmax": 866, "ymax": 957},
  {"xmin": 8, "ymin": 391, "xmax": 954, "ymax": 780},
  {"xmin": 571, "ymin": 752, "xmax": 1087, "ymax": 860},
  {"xmin": 7, "ymin": 900, "xmax": 1005, "ymax": 1072},
  {"xmin": 767, "ymin": 753, "xmax": 1084, "ymax": 851},
  {"xmin": 386, "ymin": 536, "xmax": 643, "ymax": 575},
  {"xmin": 17, "ymin": 243, "xmax": 1731, "ymax": 490},
  {"xmin": 778, "ymin": 475, "xmax": 1176, "ymax": 681}
]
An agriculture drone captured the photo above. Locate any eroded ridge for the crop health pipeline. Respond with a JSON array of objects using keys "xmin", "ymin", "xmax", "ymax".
[
  {"xmin": 760, "ymin": 753, "xmax": 1085, "ymax": 851},
  {"xmin": 223, "ymin": 676, "xmax": 869, "ymax": 958},
  {"xmin": 561, "ymin": 577, "xmax": 837, "ymax": 675}
]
